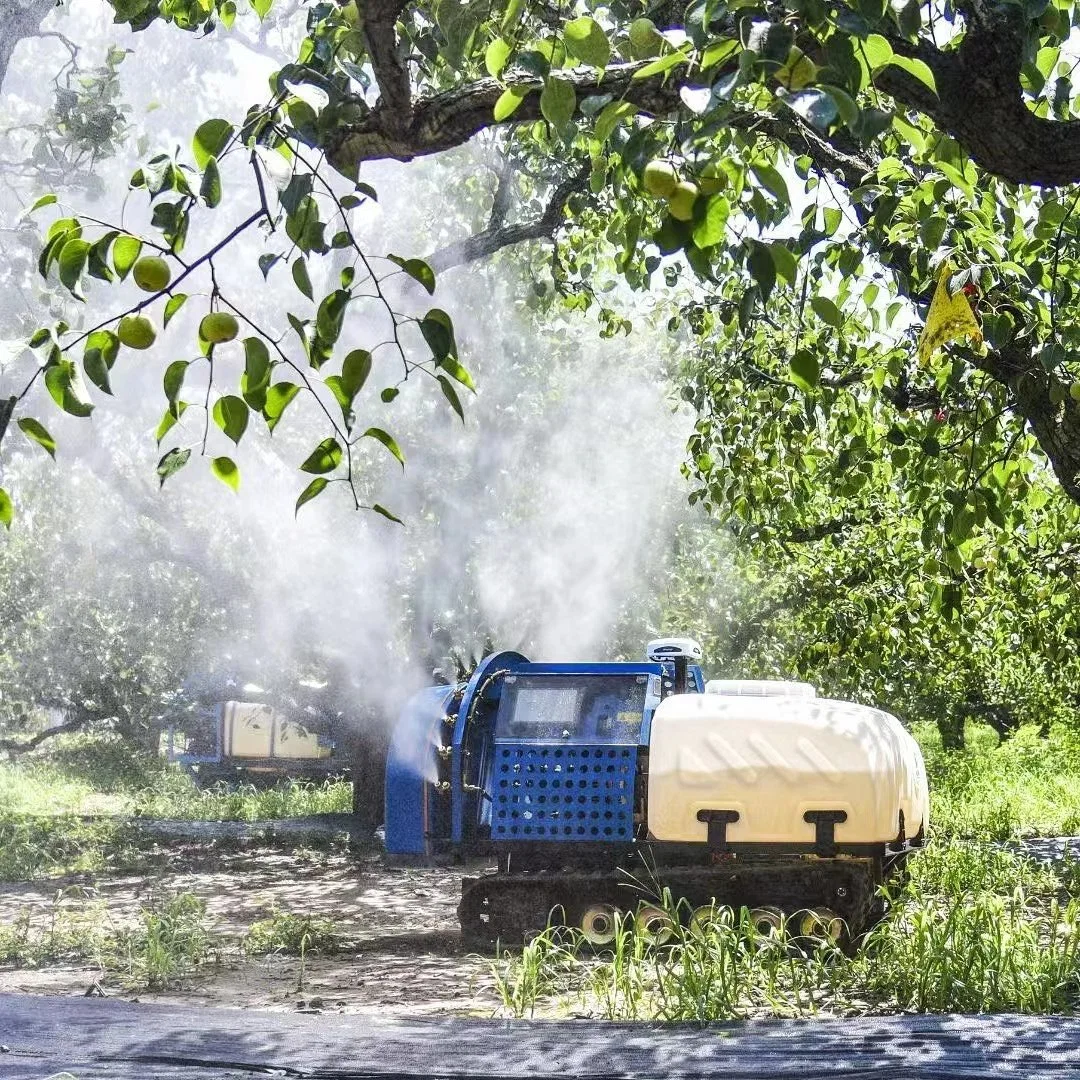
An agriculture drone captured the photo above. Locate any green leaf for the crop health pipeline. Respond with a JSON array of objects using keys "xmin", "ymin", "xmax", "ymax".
[
  {"xmin": 213, "ymin": 395, "xmax": 249, "ymax": 444},
  {"xmin": 295, "ymin": 476, "xmax": 329, "ymax": 515},
  {"xmin": 564, "ymin": 15, "xmax": 610, "ymax": 67},
  {"xmin": 251, "ymin": 0, "xmax": 272, "ymax": 17},
  {"xmin": 494, "ymin": 85, "xmax": 530, "ymax": 121},
  {"xmin": 437, "ymin": 374, "xmax": 465, "ymax": 421},
  {"xmin": 887, "ymin": 54, "xmax": 936, "ymax": 94},
  {"xmin": 155, "ymin": 401, "xmax": 187, "ymax": 444},
  {"xmin": 746, "ymin": 241, "xmax": 776, "ymax": 302},
  {"xmin": 891, "ymin": 0, "xmax": 921, "ymax": 35},
  {"xmin": 420, "ymin": 308, "xmax": 458, "ymax": 363},
  {"xmin": 691, "ymin": 195, "xmax": 730, "ymax": 248},
  {"xmin": 810, "ymin": 295, "xmax": 844, "ymax": 327},
  {"xmin": 388, "ymin": 255, "xmax": 436, "ymax": 295},
  {"xmin": 485, "ymin": 36, "xmax": 512, "ymax": 78},
  {"xmin": 282, "ymin": 196, "xmax": 324, "ymax": 254},
  {"xmin": 291, "ymin": 258, "xmax": 313, "ymax": 300},
  {"xmin": 540, "ymin": 75, "xmax": 576, "ymax": 129},
  {"xmin": 863, "ymin": 33, "xmax": 893, "ymax": 70},
  {"xmin": 701, "ymin": 38, "xmax": 739, "ymax": 69},
  {"xmin": 87, "ymin": 231, "xmax": 118, "ymax": 282},
  {"xmin": 341, "ymin": 348, "xmax": 372, "ymax": 397},
  {"xmin": 439, "ymin": 356, "xmax": 476, "ymax": 391},
  {"xmin": 632, "ymin": 49, "xmax": 690, "ymax": 79},
  {"xmin": 783, "ymin": 88, "xmax": 838, "ymax": 131},
  {"xmin": 263, "ymin": 381, "xmax": 300, "ymax": 432},
  {"xmin": 192, "ymin": 118, "xmax": 235, "ymax": 169},
  {"xmin": 315, "ymin": 289, "xmax": 350, "ymax": 346},
  {"xmin": 259, "ymin": 253, "xmax": 282, "ymax": 279},
  {"xmin": 750, "ymin": 162, "xmax": 789, "ymax": 208},
  {"xmin": 83, "ymin": 347, "xmax": 112, "ymax": 394},
  {"xmin": 44, "ymin": 361, "xmax": 93, "ymax": 417},
  {"xmin": 824, "ymin": 84, "xmax": 859, "ymax": 127},
  {"xmin": 0, "ymin": 488, "xmax": 11, "ymax": 529},
  {"xmin": 300, "ymin": 437, "xmax": 342, "ymax": 474},
  {"xmin": 372, "ymin": 503, "xmax": 403, "ymax": 525},
  {"xmin": 164, "ymin": 359, "xmax": 189, "ymax": 404},
  {"xmin": 17, "ymin": 417, "xmax": 56, "ymax": 458},
  {"xmin": 769, "ymin": 242, "xmax": 799, "ymax": 285},
  {"xmin": 46, "ymin": 216, "xmax": 79, "ymax": 243},
  {"xmin": 362, "ymin": 426, "xmax": 405, "ymax": 468},
  {"xmin": 112, "ymin": 235, "xmax": 142, "ymax": 280},
  {"xmin": 211, "ymin": 455, "xmax": 240, "ymax": 491},
  {"xmin": 789, "ymin": 349, "xmax": 821, "ymax": 390},
  {"xmin": 28, "ymin": 193, "xmax": 57, "ymax": 214},
  {"xmin": 324, "ymin": 376, "xmax": 352, "ymax": 420},
  {"xmin": 242, "ymin": 336, "xmax": 272, "ymax": 404},
  {"xmin": 58, "ymin": 238, "xmax": 90, "ymax": 294},
  {"xmin": 595, "ymin": 100, "xmax": 638, "ymax": 142},
  {"xmin": 200, "ymin": 156, "xmax": 222, "ymax": 208},
  {"xmin": 83, "ymin": 330, "xmax": 119, "ymax": 395},
  {"xmin": 164, "ymin": 293, "xmax": 188, "ymax": 327},
  {"xmin": 157, "ymin": 446, "xmax": 191, "ymax": 487}
]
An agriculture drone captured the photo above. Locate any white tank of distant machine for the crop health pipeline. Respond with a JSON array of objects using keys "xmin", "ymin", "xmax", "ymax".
[{"xmin": 647, "ymin": 680, "xmax": 929, "ymax": 847}]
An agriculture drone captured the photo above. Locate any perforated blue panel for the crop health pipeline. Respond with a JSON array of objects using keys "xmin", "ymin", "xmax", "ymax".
[{"xmin": 491, "ymin": 743, "xmax": 635, "ymax": 842}]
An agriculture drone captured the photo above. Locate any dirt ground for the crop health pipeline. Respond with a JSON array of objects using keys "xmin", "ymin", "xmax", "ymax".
[{"xmin": 0, "ymin": 842, "xmax": 507, "ymax": 1018}]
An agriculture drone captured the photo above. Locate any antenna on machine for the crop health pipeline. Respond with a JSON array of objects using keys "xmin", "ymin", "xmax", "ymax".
[{"xmin": 645, "ymin": 637, "xmax": 703, "ymax": 694}]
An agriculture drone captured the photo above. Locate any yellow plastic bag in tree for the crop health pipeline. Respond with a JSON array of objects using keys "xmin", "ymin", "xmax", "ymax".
[{"xmin": 917, "ymin": 262, "xmax": 983, "ymax": 364}]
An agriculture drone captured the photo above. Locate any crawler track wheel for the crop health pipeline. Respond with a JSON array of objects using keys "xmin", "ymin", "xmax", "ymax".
[
  {"xmin": 796, "ymin": 907, "xmax": 846, "ymax": 946},
  {"xmin": 688, "ymin": 904, "xmax": 732, "ymax": 937},
  {"xmin": 747, "ymin": 906, "xmax": 785, "ymax": 938},
  {"xmin": 635, "ymin": 904, "xmax": 675, "ymax": 945},
  {"xmin": 581, "ymin": 904, "xmax": 619, "ymax": 948}
]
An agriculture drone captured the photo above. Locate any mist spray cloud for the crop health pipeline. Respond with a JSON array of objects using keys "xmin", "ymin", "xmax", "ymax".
[{"xmin": 0, "ymin": 2, "xmax": 696, "ymax": 735}]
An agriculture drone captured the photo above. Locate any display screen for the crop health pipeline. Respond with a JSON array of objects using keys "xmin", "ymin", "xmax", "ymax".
[{"xmin": 494, "ymin": 674, "xmax": 648, "ymax": 743}]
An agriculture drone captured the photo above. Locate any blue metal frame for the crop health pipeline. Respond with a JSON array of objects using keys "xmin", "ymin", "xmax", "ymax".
[
  {"xmin": 484, "ymin": 664, "xmax": 666, "ymax": 845},
  {"xmin": 384, "ymin": 684, "xmax": 458, "ymax": 855},
  {"xmin": 451, "ymin": 651, "xmax": 528, "ymax": 844},
  {"xmin": 386, "ymin": 652, "xmax": 707, "ymax": 856}
]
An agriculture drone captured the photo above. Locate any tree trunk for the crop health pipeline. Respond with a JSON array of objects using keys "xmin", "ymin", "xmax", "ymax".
[{"xmin": 937, "ymin": 711, "xmax": 966, "ymax": 751}]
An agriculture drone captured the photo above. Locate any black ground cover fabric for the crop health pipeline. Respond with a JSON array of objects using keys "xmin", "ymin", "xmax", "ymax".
[{"xmin": 3, "ymin": 993, "xmax": 1080, "ymax": 1079}]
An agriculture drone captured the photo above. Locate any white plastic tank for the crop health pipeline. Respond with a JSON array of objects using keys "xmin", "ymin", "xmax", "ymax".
[
  {"xmin": 705, "ymin": 680, "xmax": 817, "ymax": 698},
  {"xmin": 646, "ymin": 690, "xmax": 928, "ymax": 846}
]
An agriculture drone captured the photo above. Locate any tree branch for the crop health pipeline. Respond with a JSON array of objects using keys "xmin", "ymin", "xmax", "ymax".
[
  {"xmin": 0, "ymin": 715, "xmax": 89, "ymax": 755},
  {"xmin": 428, "ymin": 164, "xmax": 589, "ymax": 272},
  {"xmin": 326, "ymin": 61, "xmax": 679, "ymax": 172},
  {"xmin": 0, "ymin": 0, "xmax": 57, "ymax": 91},
  {"xmin": 0, "ymin": 394, "xmax": 15, "ymax": 455},
  {"xmin": 487, "ymin": 152, "xmax": 517, "ymax": 230},
  {"xmin": 363, "ymin": 0, "xmax": 412, "ymax": 130},
  {"xmin": 877, "ymin": 6, "xmax": 1080, "ymax": 187}
]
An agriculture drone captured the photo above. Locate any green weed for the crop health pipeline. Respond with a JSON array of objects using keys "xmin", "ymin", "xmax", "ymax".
[
  {"xmin": 491, "ymin": 843, "xmax": 1080, "ymax": 1021},
  {"xmin": 107, "ymin": 892, "xmax": 219, "ymax": 990},
  {"xmin": 0, "ymin": 815, "xmax": 143, "ymax": 880},
  {"xmin": 132, "ymin": 775, "xmax": 351, "ymax": 821},
  {"xmin": 916, "ymin": 723, "xmax": 1080, "ymax": 840},
  {"xmin": 0, "ymin": 888, "xmax": 112, "ymax": 966},
  {"xmin": 243, "ymin": 906, "xmax": 341, "ymax": 956},
  {"xmin": 0, "ymin": 734, "xmax": 351, "ymax": 824}
]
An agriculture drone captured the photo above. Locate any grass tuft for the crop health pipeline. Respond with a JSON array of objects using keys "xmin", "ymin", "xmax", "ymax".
[
  {"xmin": 244, "ymin": 906, "xmax": 342, "ymax": 956},
  {"xmin": 491, "ymin": 842, "xmax": 1080, "ymax": 1021}
]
